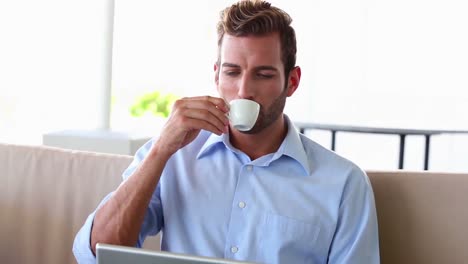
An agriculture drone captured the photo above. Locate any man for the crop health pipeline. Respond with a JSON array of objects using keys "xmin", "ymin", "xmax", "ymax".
[{"xmin": 73, "ymin": 0, "xmax": 380, "ymax": 263}]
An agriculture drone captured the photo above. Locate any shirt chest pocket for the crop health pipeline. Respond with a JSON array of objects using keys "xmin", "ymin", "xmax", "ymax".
[{"xmin": 259, "ymin": 212, "xmax": 322, "ymax": 264}]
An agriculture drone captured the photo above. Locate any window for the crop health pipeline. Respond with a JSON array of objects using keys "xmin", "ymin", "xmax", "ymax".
[{"xmin": 1, "ymin": 0, "xmax": 467, "ymax": 171}]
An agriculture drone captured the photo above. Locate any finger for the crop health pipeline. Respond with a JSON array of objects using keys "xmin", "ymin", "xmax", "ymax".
[
  {"xmin": 175, "ymin": 99, "xmax": 229, "ymax": 126},
  {"xmin": 180, "ymin": 108, "xmax": 228, "ymax": 133},
  {"xmin": 182, "ymin": 96, "xmax": 229, "ymax": 113},
  {"xmin": 180, "ymin": 116, "xmax": 225, "ymax": 135}
]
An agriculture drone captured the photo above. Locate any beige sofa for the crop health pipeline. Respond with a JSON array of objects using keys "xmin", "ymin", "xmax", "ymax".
[{"xmin": 1, "ymin": 143, "xmax": 468, "ymax": 264}]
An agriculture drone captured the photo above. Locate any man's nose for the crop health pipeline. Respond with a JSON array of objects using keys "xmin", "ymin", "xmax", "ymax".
[{"xmin": 237, "ymin": 77, "xmax": 255, "ymax": 100}]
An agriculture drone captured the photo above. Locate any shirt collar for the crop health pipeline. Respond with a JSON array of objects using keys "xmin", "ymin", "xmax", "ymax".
[
  {"xmin": 196, "ymin": 132, "xmax": 231, "ymax": 159},
  {"xmin": 273, "ymin": 115, "xmax": 311, "ymax": 175},
  {"xmin": 196, "ymin": 115, "xmax": 312, "ymax": 176}
]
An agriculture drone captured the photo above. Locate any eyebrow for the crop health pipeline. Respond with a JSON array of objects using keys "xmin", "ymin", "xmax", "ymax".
[
  {"xmin": 221, "ymin": 63, "xmax": 278, "ymax": 72},
  {"xmin": 221, "ymin": 62, "xmax": 240, "ymax": 68},
  {"xmin": 254, "ymin": 65, "xmax": 278, "ymax": 72}
]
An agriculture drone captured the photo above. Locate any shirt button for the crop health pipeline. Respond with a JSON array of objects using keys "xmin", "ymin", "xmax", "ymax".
[
  {"xmin": 238, "ymin": 201, "xmax": 246, "ymax": 208},
  {"xmin": 231, "ymin": 246, "xmax": 238, "ymax": 253},
  {"xmin": 246, "ymin": 165, "xmax": 253, "ymax": 171}
]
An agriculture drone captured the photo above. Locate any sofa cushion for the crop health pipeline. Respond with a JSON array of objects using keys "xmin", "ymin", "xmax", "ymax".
[
  {"xmin": 368, "ymin": 171, "xmax": 468, "ymax": 264},
  {"xmin": 0, "ymin": 143, "xmax": 135, "ymax": 263}
]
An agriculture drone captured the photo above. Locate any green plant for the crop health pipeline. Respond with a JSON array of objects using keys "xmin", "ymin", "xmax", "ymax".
[{"xmin": 129, "ymin": 91, "xmax": 179, "ymax": 118}]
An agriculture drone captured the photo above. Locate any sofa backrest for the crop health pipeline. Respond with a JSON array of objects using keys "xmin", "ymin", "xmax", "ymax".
[
  {"xmin": 1, "ymin": 143, "xmax": 468, "ymax": 264},
  {"xmin": 0, "ymin": 143, "xmax": 150, "ymax": 264},
  {"xmin": 368, "ymin": 170, "xmax": 468, "ymax": 263}
]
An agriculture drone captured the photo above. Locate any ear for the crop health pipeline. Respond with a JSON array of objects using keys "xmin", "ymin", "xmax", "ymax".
[
  {"xmin": 286, "ymin": 66, "xmax": 301, "ymax": 97},
  {"xmin": 214, "ymin": 63, "xmax": 219, "ymax": 86}
]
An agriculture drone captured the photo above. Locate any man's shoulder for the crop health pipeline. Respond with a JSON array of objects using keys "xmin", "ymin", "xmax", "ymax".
[
  {"xmin": 298, "ymin": 134, "xmax": 352, "ymax": 166},
  {"xmin": 299, "ymin": 134, "xmax": 367, "ymax": 179}
]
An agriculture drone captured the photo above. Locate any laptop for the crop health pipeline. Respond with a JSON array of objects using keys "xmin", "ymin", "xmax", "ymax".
[{"xmin": 96, "ymin": 243, "xmax": 257, "ymax": 264}]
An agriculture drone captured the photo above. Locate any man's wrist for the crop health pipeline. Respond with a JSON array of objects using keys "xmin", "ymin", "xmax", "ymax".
[{"xmin": 148, "ymin": 139, "xmax": 173, "ymax": 164}]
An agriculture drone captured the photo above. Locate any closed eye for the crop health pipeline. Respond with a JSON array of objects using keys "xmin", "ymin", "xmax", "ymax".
[
  {"xmin": 223, "ymin": 71, "xmax": 240, "ymax": 76},
  {"xmin": 257, "ymin": 73, "xmax": 275, "ymax": 79}
]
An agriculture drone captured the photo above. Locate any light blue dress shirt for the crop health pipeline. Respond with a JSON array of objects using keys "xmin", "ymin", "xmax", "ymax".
[{"xmin": 73, "ymin": 116, "xmax": 380, "ymax": 264}]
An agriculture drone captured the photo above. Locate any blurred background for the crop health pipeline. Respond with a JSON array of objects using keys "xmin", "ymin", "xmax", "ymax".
[{"xmin": 1, "ymin": 0, "xmax": 467, "ymax": 171}]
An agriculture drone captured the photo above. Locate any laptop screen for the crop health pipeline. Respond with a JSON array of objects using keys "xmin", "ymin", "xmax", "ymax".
[{"xmin": 96, "ymin": 243, "xmax": 257, "ymax": 264}]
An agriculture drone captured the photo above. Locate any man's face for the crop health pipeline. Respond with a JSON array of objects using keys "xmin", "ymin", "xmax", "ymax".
[{"xmin": 215, "ymin": 33, "xmax": 297, "ymax": 134}]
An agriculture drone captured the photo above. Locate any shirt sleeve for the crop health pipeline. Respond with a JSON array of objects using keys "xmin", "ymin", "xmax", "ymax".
[
  {"xmin": 328, "ymin": 166, "xmax": 380, "ymax": 263},
  {"xmin": 72, "ymin": 193, "xmax": 113, "ymax": 264},
  {"xmin": 72, "ymin": 139, "xmax": 163, "ymax": 264}
]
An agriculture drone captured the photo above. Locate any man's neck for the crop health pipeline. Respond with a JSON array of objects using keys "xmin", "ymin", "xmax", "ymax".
[{"xmin": 229, "ymin": 115, "xmax": 288, "ymax": 161}]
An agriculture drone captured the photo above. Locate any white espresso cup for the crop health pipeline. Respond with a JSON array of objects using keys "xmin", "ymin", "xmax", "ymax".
[{"xmin": 228, "ymin": 99, "xmax": 260, "ymax": 131}]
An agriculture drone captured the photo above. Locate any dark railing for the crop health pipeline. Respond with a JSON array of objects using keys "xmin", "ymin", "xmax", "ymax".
[{"xmin": 294, "ymin": 122, "xmax": 468, "ymax": 170}]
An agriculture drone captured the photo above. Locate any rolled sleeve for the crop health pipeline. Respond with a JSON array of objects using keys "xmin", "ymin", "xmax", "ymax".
[
  {"xmin": 73, "ymin": 210, "xmax": 98, "ymax": 264},
  {"xmin": 73, "ymin": 193, "xmax": 113, "ymax": 264}
]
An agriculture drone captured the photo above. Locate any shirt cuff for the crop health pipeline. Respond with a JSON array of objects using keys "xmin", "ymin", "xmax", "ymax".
[{"xmin": 73, "ymin": 211, "xmax": 97, "ymax": 264}]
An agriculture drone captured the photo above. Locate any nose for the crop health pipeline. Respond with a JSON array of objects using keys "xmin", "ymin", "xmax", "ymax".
[{"xmin": 237, "ymin": 76, "xmax": 255, "ymax": 100}]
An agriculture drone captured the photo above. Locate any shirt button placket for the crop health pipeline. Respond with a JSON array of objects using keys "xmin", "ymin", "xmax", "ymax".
[{"xmin": 226, "ymin": 164, "xmax": 252, "ymax": 258}]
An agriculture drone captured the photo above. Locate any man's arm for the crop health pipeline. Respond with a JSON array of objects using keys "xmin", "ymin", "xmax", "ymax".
[
  {"xmin": 73, "ymin": 96, "xmax": 229, "ymax": 259},
  {"xmin": 90, "ymin": 96, "xmax": 229, "ymax": 253},
  {"xmin": 90, "ymin": 140, "xmax": 169, "ymax": 253},
  {"xmin": 328, "ymin": 166, "xmax": 380, "ymax": 263}
]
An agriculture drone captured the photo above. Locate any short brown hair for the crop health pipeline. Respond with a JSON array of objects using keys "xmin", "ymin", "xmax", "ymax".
[{"xmin": 216, "ymin": 0, "xmax": 297, "ymax": 75}]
